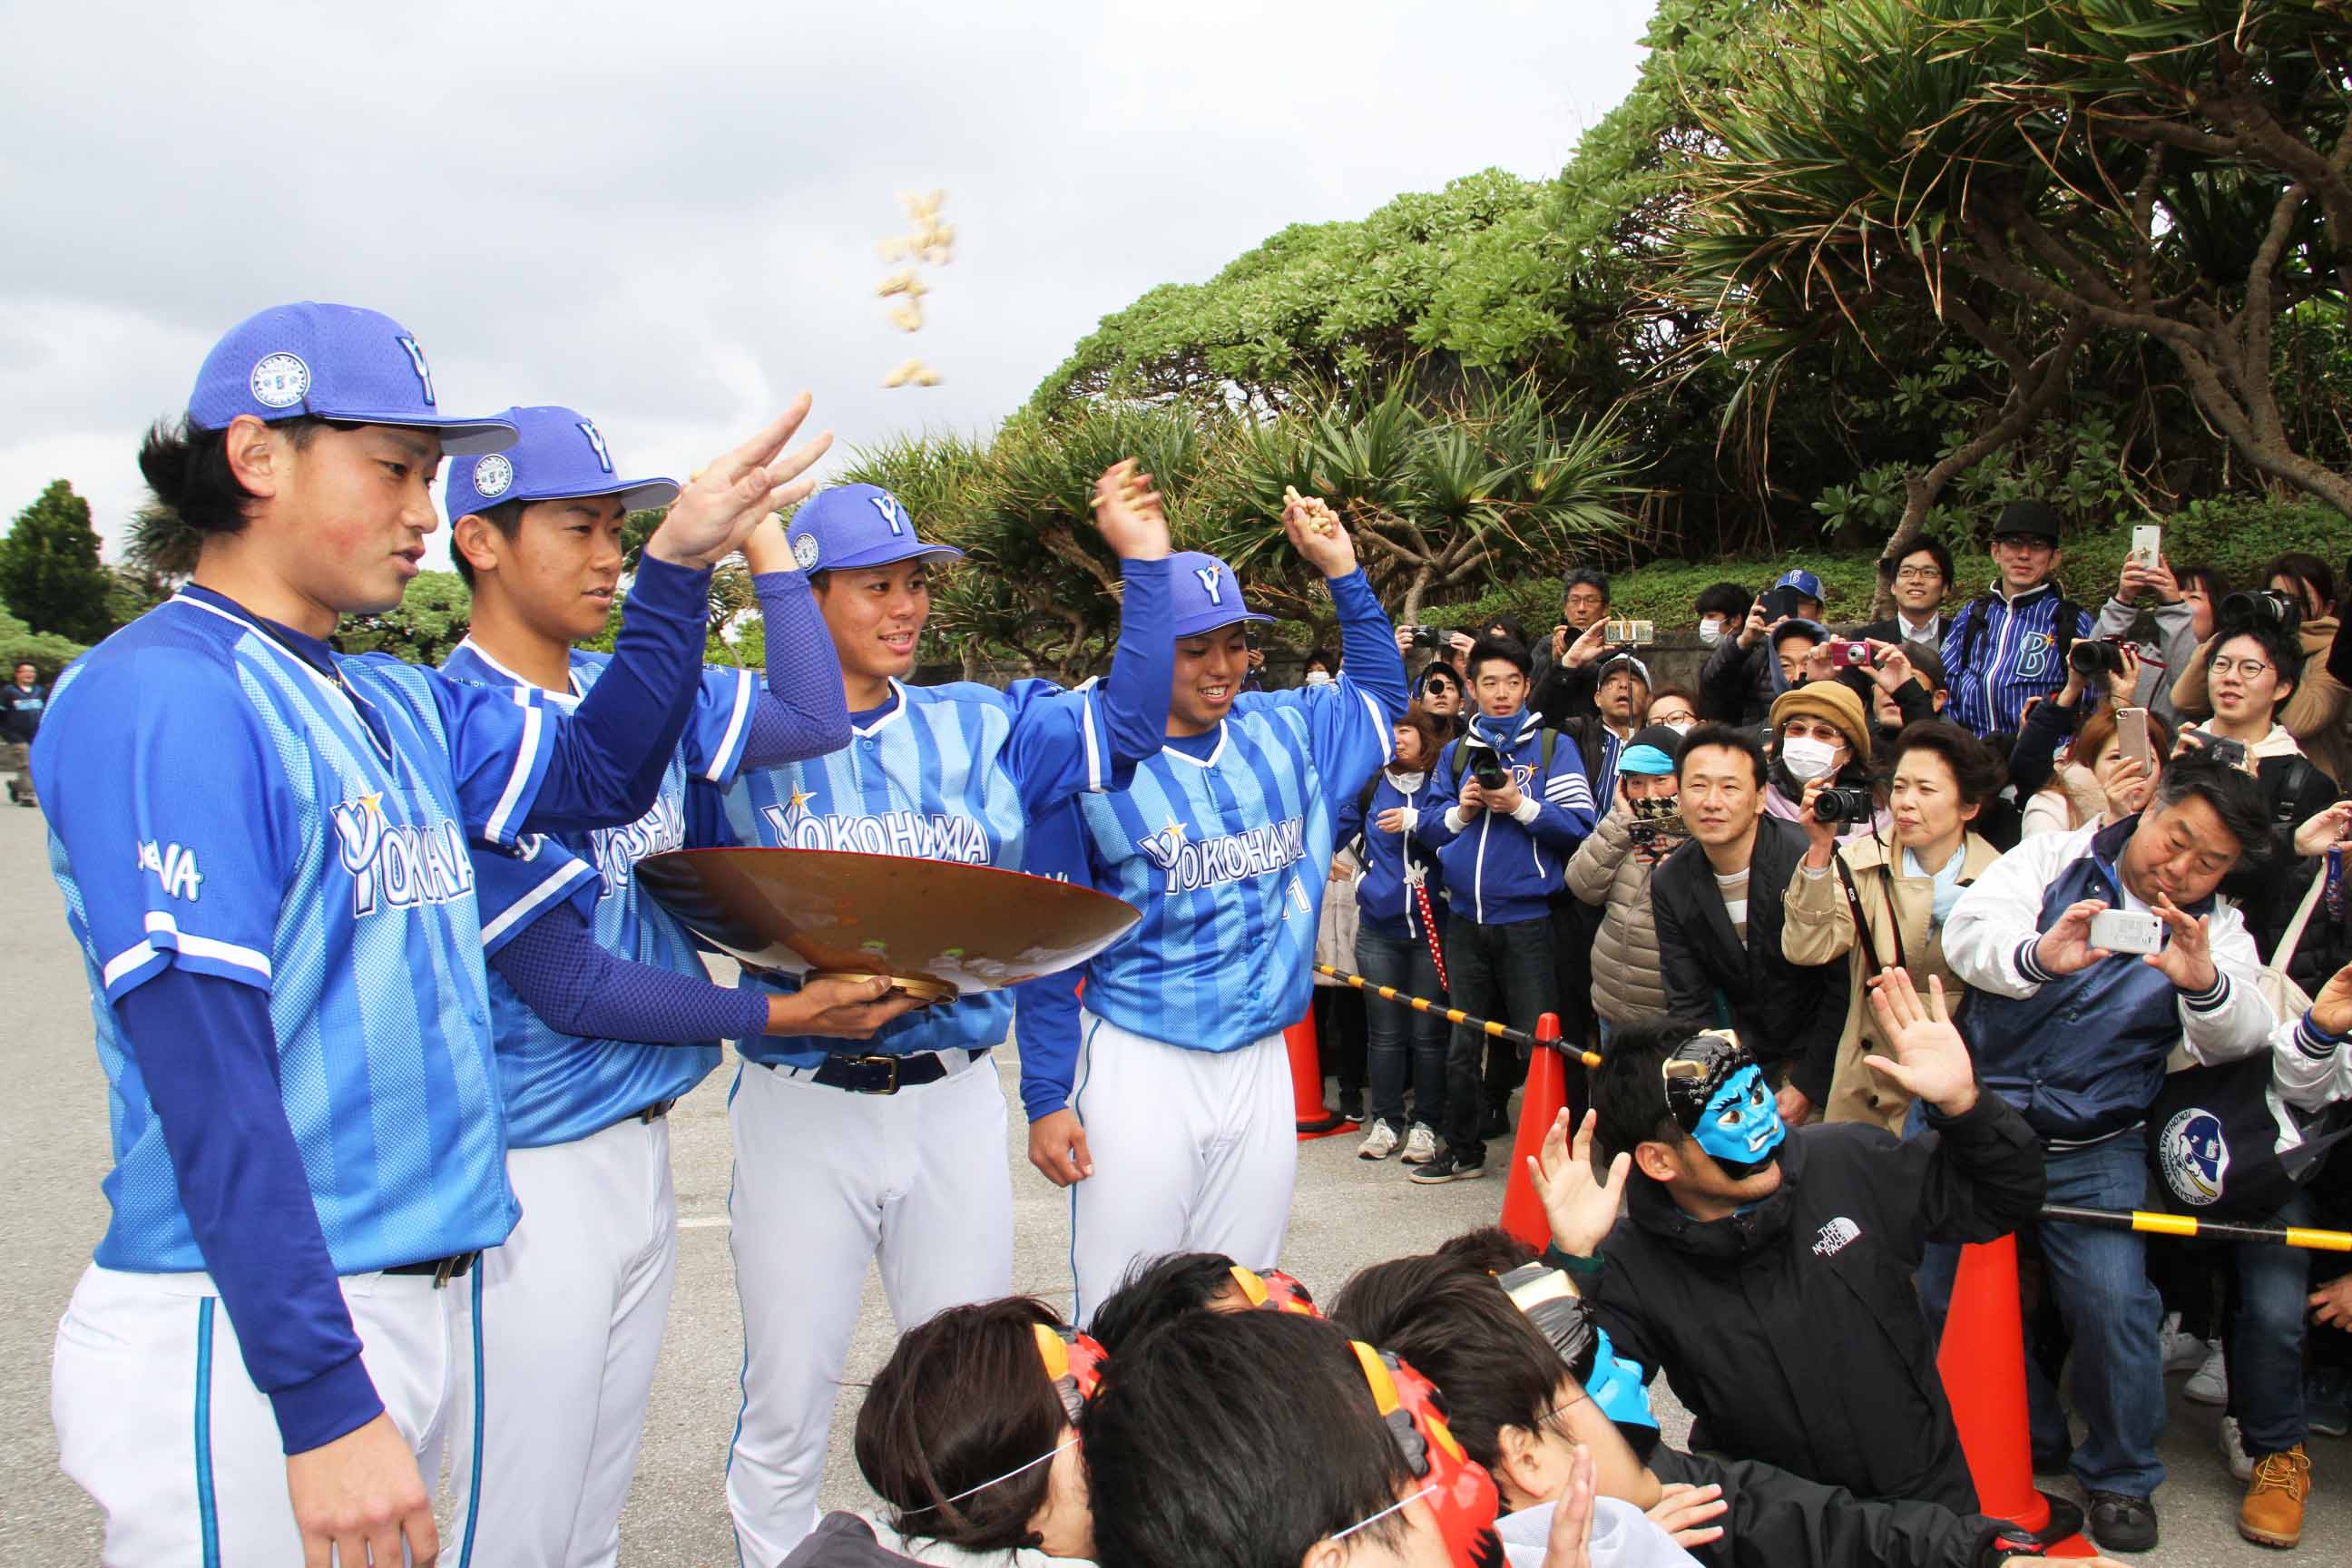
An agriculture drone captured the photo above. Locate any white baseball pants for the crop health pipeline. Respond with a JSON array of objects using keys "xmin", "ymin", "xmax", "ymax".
[
  {"xmin": 1066, "ymin": 1012, "xmax": 1296, "ymax": 1326},
  {"xmin": 448, "ymin": 1113, "xmax": 678, "ymax": 1567},
  {"xmin": 723, "ymin": 1050, "xmax": 1014, "ymax": 1566}
]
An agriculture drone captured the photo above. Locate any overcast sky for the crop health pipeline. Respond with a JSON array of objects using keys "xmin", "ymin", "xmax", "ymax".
[{"xmin": 1, "ymin": 1, "xmax": 1654, "ymax": 566}]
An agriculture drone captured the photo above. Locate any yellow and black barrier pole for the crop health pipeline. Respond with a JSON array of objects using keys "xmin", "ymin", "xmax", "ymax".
[
  {"xmin": 2039, "ymin": 1203, "xmax": 2352, "ymax": 1252},
  {"xmin": 1311, "ymin": 963, "xmax": 1603, "ymax": 1069}
]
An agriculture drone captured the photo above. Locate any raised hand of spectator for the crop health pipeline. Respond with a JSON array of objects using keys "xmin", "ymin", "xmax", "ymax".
[
  {"xmin": 2293, "ymin": 799, "xmax": 2352, "ymax": 858},
  {"xmin": 1485, "ymin": 775, "xmax": 1525, "ymax": 815},
  {"xmin": 2118, "ymin": 554, "xmax": 2180, "ymax": 606},
  {"xmin": 1863, "ymin": 968, "xmax": 1980, "ymax": 1115},
  {"xmin": 1531, "ymin": 1108, "xmax": 1632, "ymax": 1259},
  {"xmin": 1644, "ymin": 1483, "xmax": 1727, "ymax": 1550},
  {"xmin": 1540, "ymin": 1442, "xmax": 1599, "ymax": 1568},
  {"xmin": 2146, "ymin": 895, "xmax": 2219, "ymax": 995},
  {"xmin": 1866, "ymin": 640, "xmax": 1913, "ymax": 694},
  {"xmin": 2033, "ymin": 898, "xmax": 2115, "ymax": 975},
  {"xmin": 2104, "ymin": 643, "xmax": 2141, "ymax": 708},
  {"xmin": 2102, "ymin": 755, "xmax": 2156, "ymax": 821},
  {"xmin": 1737, "ymin": 598, "xmax": 1772, "ymax": 651},
  {"xmin": 1395, "ymin": 624, "xmax": 1415, "ymax": 657},
  {"xmin": 1774, "ymin": 1084, "xmax": 1815, "ymax": 1126},
  {"xmin": 1374, "ymin": 805, "xmax": 1412, "ymax": 836},
  {"xmin": 2308, "ymin": 954, "xmax": 2352, "ymax": 1037},
  {"xmin": 1563, "ymin": 620, "xmax": 1611, "ymax": 670},
  {"xmin": 1458, "ymin": 776, "xmax": 1486, "ymax": 818},
  {"xmin": 1801, "ymin": 640, "xmax": 1838, "ymax": 686}
]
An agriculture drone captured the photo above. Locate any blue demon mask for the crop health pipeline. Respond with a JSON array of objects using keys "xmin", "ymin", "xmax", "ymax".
[{"xmin": 1661, "ymin": 1032, "xmax": 1786, "ymax": 1179}]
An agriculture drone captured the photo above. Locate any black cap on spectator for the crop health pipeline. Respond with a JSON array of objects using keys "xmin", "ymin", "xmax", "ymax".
[{"xmin": 1991, "ymin": 499, "xmax": 2063, "ymax": 544}]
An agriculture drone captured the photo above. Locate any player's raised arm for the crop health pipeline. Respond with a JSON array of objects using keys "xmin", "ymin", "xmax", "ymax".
[
  {"xmin": 734, "ymin": 512, "xmax": 854, "ymax": 766},
  {"xmin": 488, "ymin": 403, "xmax": 837, "ymax": 837},
  {"xmin": 1276, "ymin": 489, "xmax": 1408, "ymax": 788}
]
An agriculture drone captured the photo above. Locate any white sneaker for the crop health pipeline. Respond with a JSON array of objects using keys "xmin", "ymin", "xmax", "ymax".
[
  {"xmin": 1401, "ymin": 1122, "xmax": 1438, "ymax": 1164},
  {"xmin": 2161, "ymin": 1312, "xmax": 2209, "ymax": 1374},
  {"xmin": 2220, "ymin": 1415, "xmax": 2254, "ymax": 1482},
  {"xmin": 2186, "ymin": 1343, "xmax": 2230, "ymax": 1406},
  {"xmin": 1358, "ymin": 1120, "xmax": 1402, "ymax": 1161}
]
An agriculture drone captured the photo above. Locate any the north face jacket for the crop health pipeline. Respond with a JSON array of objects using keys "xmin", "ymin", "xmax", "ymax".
[{"xmin": 1563, "ymin": 1097, "xmax": 2045, "ymax": 1514}]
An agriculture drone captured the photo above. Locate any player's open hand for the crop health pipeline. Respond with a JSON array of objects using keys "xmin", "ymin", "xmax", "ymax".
[
  {"xmin": 285, "ymin": 1413, "xmax": 438, "ymax": 1568},
  {"xmin": 1863, "ymin": 968, "xmax": 1977, "ymax": 1116},
  {"xmin": 1540, "ymin": 1444, "xmax": 1599, "ymax": 1568},
  {"xmin": 769, "ymin": 974, "xmax": 928, "ymax": 1038},
  {"xmin": 1280, "ymin": 487, "xmax": 1358, "ymax": 580},
  {"xmin": 1091, "ymin": 460, "xmax": 1171, "ymax": 562},
  {"xmin": 1531, "ymin": 1108, "xmax": 1631, "ymax": 1259},
  {"xmin": 1027, "ymin": 1108, "xmax": 1094, "ymax": 1187},
  {"xmin": 646, "ymin": 397, "xmax": 834, "ymax": 571}
]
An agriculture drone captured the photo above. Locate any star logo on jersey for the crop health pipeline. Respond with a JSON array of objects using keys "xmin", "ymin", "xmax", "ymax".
[
  {"xmin": 786, "ymin": 785, "xmax": 818, "ymax": 818},
  {"xmin": 1138, "ymin": 816, "xmax": 1191, "ymax": 870}
]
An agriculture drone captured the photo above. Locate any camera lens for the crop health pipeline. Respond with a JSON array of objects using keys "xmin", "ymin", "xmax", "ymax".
[{"xmin": 2069, "ymin": 640, "xmax": 2124, "ymax": 678}]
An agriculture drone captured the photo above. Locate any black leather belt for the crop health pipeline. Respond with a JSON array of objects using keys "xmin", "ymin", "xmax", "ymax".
[
  {"xmin": 385, "ymin": 1251, "xmax": 480, "ymax": 1288},
  {"xmin": 803, "ymin": 1051, "xmax": 958, "ymax": 1095},
  {"xmin": 621, "ymin": 1097, "xmax": 677, "ymax": 1128}
]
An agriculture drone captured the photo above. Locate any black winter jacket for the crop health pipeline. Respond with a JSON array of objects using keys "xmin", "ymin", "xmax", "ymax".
[
  {"xmin": 1651, "ymin": 1448, "xmax": 2028, "ymax": 1568},
  {"xmin": 1651, "ymin": 818, "xmax": 1850, "ymax": 1104},
  {"xmin": 1567, "ymin": 1094, "xmax": 2046, "ymax": 1514}
]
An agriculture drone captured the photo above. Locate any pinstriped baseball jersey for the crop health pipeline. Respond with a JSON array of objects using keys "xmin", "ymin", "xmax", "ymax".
[
  {"xmin": 442, "ymin": 641, "xmax": 755, "ymax": 1147},
  {"xmin": 35, "ymin": 590, "xmax": 554, "ymax": 1275},
  {"xmin": 1073, "ymin": 680, "xmax": 1393, "ymax": 1053},
  {"xmin": 721, "ymin": 676, "xmax": 1116, "ymax": 1068}
]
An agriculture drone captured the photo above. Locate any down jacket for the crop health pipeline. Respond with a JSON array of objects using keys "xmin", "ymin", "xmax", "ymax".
[{"xmin": 1565, "ymin": 807, "xmax": 1671, "ymax": 1024}]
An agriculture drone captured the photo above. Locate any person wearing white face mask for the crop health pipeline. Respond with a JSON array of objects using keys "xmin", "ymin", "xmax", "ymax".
[
  {"xmin": 1692, "ymin": 583, "xmax": 1753, "ymax": 652},
  {"xmin": 1783, "ymin": 722, "xmax": 2006, "ymax": 1132},
  {"xmin": 1301, "ymin": 648, "xmax": 1338, "ymax": 687},
  {"xmin": 1761, "ymin": 681, "xmax": 1886, "ymax": 844}
]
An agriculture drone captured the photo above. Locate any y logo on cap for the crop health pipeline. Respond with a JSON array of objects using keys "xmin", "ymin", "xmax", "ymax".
[
  {"xmin": 868, "ymin": 493, "xmax": 906, "ymax": 536},
  {"xmin": 396, "ymin": 336, "xmax": 436, "ymax": 407},
  {"xmin": 1193, "ymin": 565, "xmax": 1225, "ymax": 604},
  {"xmin": 577, "ymin": 419, "xmax": 613, "ymax": 475}
]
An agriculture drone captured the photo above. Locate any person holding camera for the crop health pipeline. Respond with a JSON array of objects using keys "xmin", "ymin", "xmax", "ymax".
[
  {"xmin": 1692, "ymin": 583, "xmax": 1752, "ymax": 650},
  {"xmin": 1565, "ymin": 727, "xmax": 1687, "ymax": 1052},
  {"xmin": 1699, "ymin": 572, "xmax": 1827, "ymax": 727},
  {"xmin": 1939, "ymin": 500, "xmax": 2093, "ymax": 740},
  {"xmin": 2092, "ymin": 552, "xmax": 2201, "ymax": 728},
  {"xmin": 1334, "ymin": 705, "xmax": 1457, "ymax": 1163},
  {"xmin": 1408, "ymin": 636, "xmax": 1598, "ymax": 1184},
  {"xmin": 2171, "ymin": 563, "xmax": 2349, "ymax": 791},
  {"xmin": 1779, "ymin": 722, "xmax": 2005, "ymax": 1132},
  {"xmin": 2022, "ymin": 702, "xmax": 2174, "ymax": 839},
  {"xmin": 1531, "ymin": 567, "xmax": 1613, "ymax": 696},
  {"xmin": 1760, "ymin": 680, "xmax": 1888, "ymax": 846},
  {"xmin": 1939, "ymin": 755, "xmax": 2275, "ymax": 1552},
  {"xmin": 1650, "ymin": 724, "xmax": 1851, "ymax": 1126}
]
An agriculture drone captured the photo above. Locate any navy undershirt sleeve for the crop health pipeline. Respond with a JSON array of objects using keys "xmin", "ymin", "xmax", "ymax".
[
  {"xmin": 116, "ymin": 969, "xmax": 382, "ymax": 1455},
  {"xmin": 740, "ymin": 572, "xmax": 852, "ymax": 768},
  {"xmin": 524, "ymin": 555, "xmax": 710, "ymax": 831},
  {"xmin": 1332, "ymin": 569, "xmax": 1411, "ymax": 720},
  {"xmin": 1096, "ymin": 558, "xmax": 1174, "ymax": 767},
  {"xmin": 490, "ymin": 898, "xmax": 772, "ymax": 1044}
]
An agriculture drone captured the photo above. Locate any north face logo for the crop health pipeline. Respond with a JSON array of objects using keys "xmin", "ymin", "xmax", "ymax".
[{"xmin": 1811, "ymin": 1217, "xmax": 1861, "ymax": 1258}]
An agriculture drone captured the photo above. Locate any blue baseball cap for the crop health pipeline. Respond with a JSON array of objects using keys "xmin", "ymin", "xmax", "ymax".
[
  {"xmin": 187, "ymin": 302, "xmax": 515, "ymax": 455},
  {"xmin": 1773, "ymin": 568, "xmax": 1825, "ymax": 601},
  {"xmin": 785, "ymin": 485, "xmax": 963, "ymax": 574},
  {"xmin": 445, "ymin": 406, "xmax": 679, "ymax": 522},
  {"xmin": 1170, "ymin": 551, "xmax": 1274, "ymax": 640}
]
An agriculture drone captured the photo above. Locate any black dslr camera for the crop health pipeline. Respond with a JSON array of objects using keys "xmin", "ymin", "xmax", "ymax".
[
  {"xmin": 1406, "ymin": 624, "xmax": 1453, "ymax": 652},
  {"xmin": 1462, "ymin": 740, "xmax": 1511, "ymax": 791},
  {"xmin": 2068, "ymin": 636, "xmax": 2131, "ymax": 679},
  {"xmin": 2219, "ymin": 588, "xmax": 2301, "ymax": 632},
  {"xmin": 1810, "ymin": 786, "xmax": 1876, "ymax": 824}
]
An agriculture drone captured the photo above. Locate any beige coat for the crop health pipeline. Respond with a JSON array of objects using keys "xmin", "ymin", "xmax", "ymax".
[
  {"xmin": 1565, "ymin": 808, "xmax": 1670, "ymax": 1024},
  {"xmin": 2170, "ymin": 616, "xmax": 2348, "ymax": 786},
  {"xmin": 1781, "ymin": 829, "xmax": 2004, "ymax": 1131}
]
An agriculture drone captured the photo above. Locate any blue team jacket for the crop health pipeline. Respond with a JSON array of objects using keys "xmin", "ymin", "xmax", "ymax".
[
  {"xmin": 1336, "ymin": 766, "xmax": 1452, "ymax": 942},
  {"xmin": 1420, "ymin": 712, "xmax": 1596, "ymax": 926},
  {"xmin": 1939, "ymin": 582, "xmax": 2093, "ymax": 737}
]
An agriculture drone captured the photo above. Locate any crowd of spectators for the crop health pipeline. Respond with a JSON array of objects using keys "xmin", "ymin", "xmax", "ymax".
[{"xmin": 1309, "ymin": 514, "xmax": 2352, "ymax": 1556}]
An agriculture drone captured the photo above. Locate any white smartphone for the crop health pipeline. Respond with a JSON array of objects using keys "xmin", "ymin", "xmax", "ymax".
[
  {"xmin": 2130, "ymin": 524, "xmax": 2163, "ymax": 570},
  {"xmin": 2090, "ymin": 908, "xmax": 2164, "ymax": 956},
  {"xmin": 2117, "ymin": 706, "xmax": 2151, "ymax": 769}
]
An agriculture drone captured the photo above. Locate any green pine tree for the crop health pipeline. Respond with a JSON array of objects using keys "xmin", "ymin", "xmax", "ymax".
[{"xmin": 0, "ymin": 480, "xmax": 115, "ymax": 642}]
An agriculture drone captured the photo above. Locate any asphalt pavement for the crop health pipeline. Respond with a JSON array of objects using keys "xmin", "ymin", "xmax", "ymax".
[{"xmin": 0, "ymin": 801, "xmax": 2338, "ymax": 1563}]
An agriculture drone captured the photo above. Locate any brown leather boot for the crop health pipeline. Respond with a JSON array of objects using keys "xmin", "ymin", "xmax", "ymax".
[{"xmin": 2238, "ymin": 1444, "xmax": 2312, "ymax": 1549}]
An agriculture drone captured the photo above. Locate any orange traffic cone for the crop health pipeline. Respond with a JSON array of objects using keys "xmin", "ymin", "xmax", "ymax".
[
  {"xmin": 1936, "ymin": 1237, "xmax": 2098, "ymax": 1555},
  {"xmin": 1498, "ymin": 1014, "xmax": 1567, "ymax": 1250},
  {"xmin": 1288, "ymin": 1011, "xmax": 1347, "ymax": 1138}
]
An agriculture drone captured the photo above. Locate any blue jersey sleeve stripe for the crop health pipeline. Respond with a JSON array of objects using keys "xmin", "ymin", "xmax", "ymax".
[
  {"xmin": 101, "ymin": 942, "xmax": 172, "ymax": 996},
  {"xmin": 1082, "ymin": 690, "xmax": 1106, "ymax": 793},
  {"xmin": 103, "ymin": 913, "xmax": 273, "ymax": 998},
  {"xmin": 705, "ymin": 668, "xmax": 757, "ymax": 785},
  {"xmin": 482, "ymin": 688, "xmax": 547, "ymax": 847},
  {"xmin": 479, "ymin": 858, "xmax": 599, "ymax": 953},
  {"xmin": 1357, "ymin": 689, "xmax": 1395, "ymax": 764}
]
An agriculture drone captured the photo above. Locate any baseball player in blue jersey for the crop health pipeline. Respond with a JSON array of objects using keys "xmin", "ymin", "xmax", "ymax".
[
  {"xmin": 719, "ymin": 463, "xmax": 1174, "ymax": 1561},
  {"xmin": 436, "ymin": 406, "xmax": 920, "ymax": 1567},
  {"xmin": 34, "ymin": 301, "xmax": 829, "ymax": 1568},
  {"xmin": 1039, "ymin": 495, "xmax": 1411, "ymax": 1324},
  {"xmin": 1939, "ymin": 499, "xmax": 2093, "ymax": 737}
]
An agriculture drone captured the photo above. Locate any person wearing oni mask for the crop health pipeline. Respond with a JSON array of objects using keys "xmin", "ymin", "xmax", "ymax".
[{"xmin": 1524, "ymin": 1004, "xmax": 2045, "ymax": 1518}]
